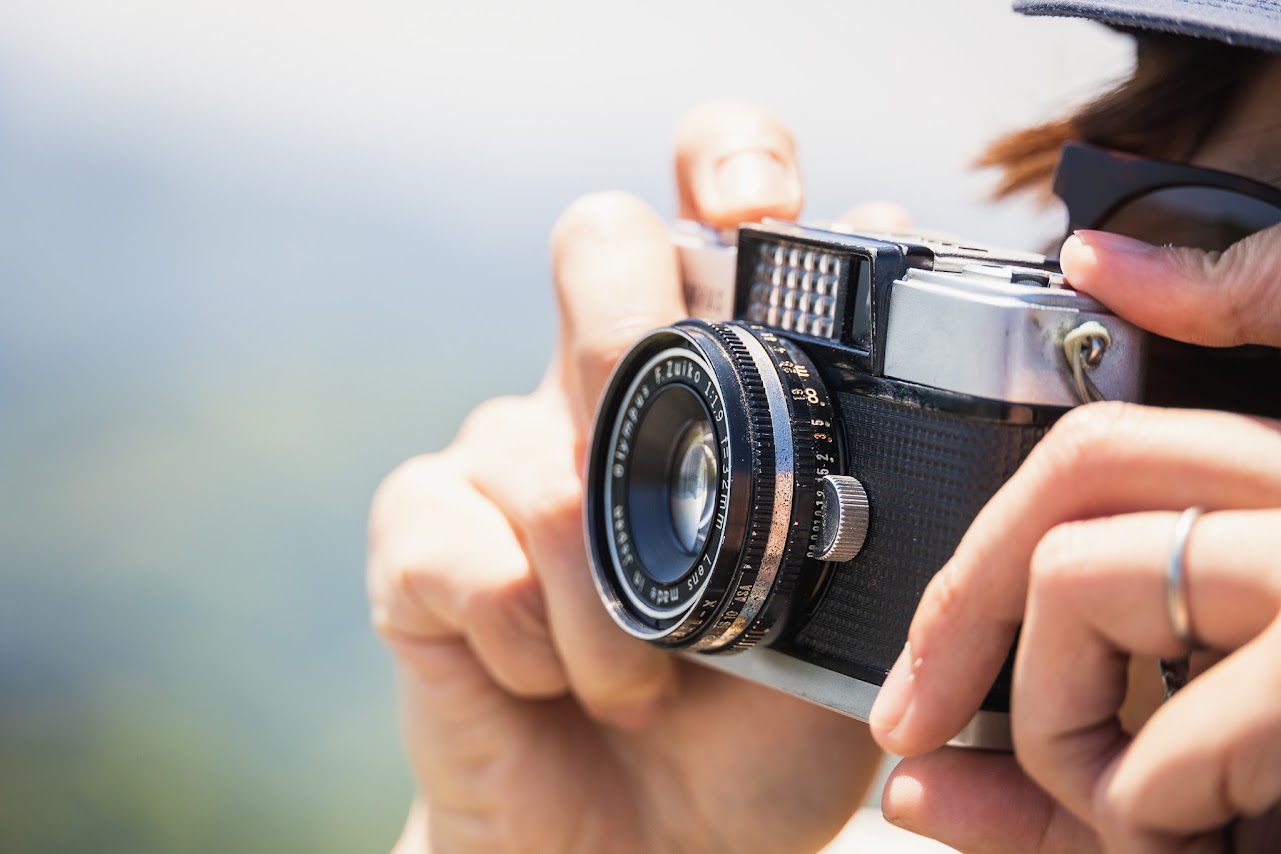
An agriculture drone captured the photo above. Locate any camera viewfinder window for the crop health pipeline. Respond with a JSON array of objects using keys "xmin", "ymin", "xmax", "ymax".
[{"xmin": 849, "ymin": 259, "xmax": 871, "ymax": 347}]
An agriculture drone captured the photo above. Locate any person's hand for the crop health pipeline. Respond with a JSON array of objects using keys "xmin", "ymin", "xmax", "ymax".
[
  {"xmin": 368, "ymin": 102, "xmax": 887, "ymax": 854},
  {"xmin": 869, "ymin": 225, "xmax": 1281, "ymax": 852}
]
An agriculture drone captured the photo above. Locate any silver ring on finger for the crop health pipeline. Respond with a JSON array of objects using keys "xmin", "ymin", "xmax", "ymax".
[{"xmin": 1165, "ymin": 506, "xmax": 1206, "ymax": 649}]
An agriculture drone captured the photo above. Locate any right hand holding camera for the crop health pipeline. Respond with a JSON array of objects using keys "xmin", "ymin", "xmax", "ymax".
[
  {"xmin": 870, "ymin": 226, "xmax": 1281, "ymax": 851},
  {"xmin": 367, "ymin": 103, "xmax": 884, "ymax": 854}
]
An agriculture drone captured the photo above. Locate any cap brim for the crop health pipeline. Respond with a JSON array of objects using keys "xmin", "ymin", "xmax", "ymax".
[{"xmin": 1014, "ymin": 0, "xmax": 1281, "ymax": 52}]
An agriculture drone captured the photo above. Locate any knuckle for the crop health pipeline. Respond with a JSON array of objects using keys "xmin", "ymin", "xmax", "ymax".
[
  {"xmin": 368, "ymin": 452, "xmax": 448, "ymax": 554},
  {"xmin": 368, "ymin": 550, "xmax": 436, "ymax": 644},
  {"xmin": 1028, "ymin": 522, "xmax": 1088, "ymax": 597},
  {"xmin": 907, "ymin": 561, "xmax": 973, "ymax": 656},
  {"xmin": 454, "ymin": 395, "xmax": 584, "ymax": 538},
  {"xmin": 909, "ymin": 557, "xmax": 1021, "ymax": 693},
  {"xmin": 1093, "ymin": 777, "xmax": 1144, "ymax": 845},
  {"xmin": 548, "ymin": 192, "xmax": 680, "ymax": 389},
  {"xmin": 1183, "ymin": 246, "xmax": 1249, "ymax": 344},
  {"xmin": 520, "ymin": 470, "xmax": 584, "ymax": 542},
  {"xmin": 550, "ymin": 191, "xmax": 661, "ymax": 268},
  {"xmin": 1009, "ymin": 729, "xmax": 1054, "ymax": 795},
  {"xmin": 918, "ymin": 561, "xmax": 966, "ymax": 627},
  {"xmin": 380, "ymin": 557, "xmax": 424, "ymax": 621},
  {"xmin": 455, "ymin": 394, "xmax": 532, "ymax": 450},
  {"xmin": 366, "ymin": 452, "xmax": 478, "ymax": 640},
  {"xmin": 571, "ymin": 322, "xmax": 648, "ymax": 387},
  {"xmin": 457, "ymin": 395, "xmax": 578, "ymax": 484},
  {"xmin": 1052, "ymin": 399, "xmax": 1133, "ymax": 446},
  {"xmin": 1224, "ymin": 236, "xmax": 1281, "ymax": 345},
  {"xmin": 1178, "ymin": 234, "xmax": 1281, "ymax": 345},
  {"xmin": 1034, "ymin": 400, "xmax": 1138, "ymax": 477},
  {"xmin": 578, "ymin": 657, "xmax": 667, "ymax": 718},
  {"xmin": 461, "ymin": 579, "xmax": 567, "ymax": 699},
  {"xmin": 461, "ymin": 575, "xmax": 545, "ymax": 642}
]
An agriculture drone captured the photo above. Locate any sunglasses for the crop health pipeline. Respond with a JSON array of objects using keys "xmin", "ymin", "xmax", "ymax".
[
  {"xmin": 1052, "ymin": 141, "xmax": 1281, "ymax": 253},
  {"xmin": 1050, "ymin": 142, "xmax": 1281, "ymax": 419}
]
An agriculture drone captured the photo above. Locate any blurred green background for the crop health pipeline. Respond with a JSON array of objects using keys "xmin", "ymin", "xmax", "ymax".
[{"xmin": 0, "ymin": 2, "xmax": 1127, "ymax": 851}]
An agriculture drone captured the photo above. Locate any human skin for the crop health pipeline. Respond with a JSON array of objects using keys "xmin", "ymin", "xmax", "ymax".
[
  {"xmin": 367, "ymin": 103, "xmax": 888, "ymax": 854},
  {"xmin": 869, "ymin": 56, "xmax": 1281, "ymax": 853},
  {"xmin": 370, "ymin": 55, "xmax": 1281, "ymax": 853}
]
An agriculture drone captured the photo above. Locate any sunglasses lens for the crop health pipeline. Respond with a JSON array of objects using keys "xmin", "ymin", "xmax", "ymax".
[{"xmin": 1098, "ymin": 186, "xmax": 1281, "ymax": 252}]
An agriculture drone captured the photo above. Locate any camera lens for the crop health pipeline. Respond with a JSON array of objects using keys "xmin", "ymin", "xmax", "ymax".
[
  {"xmin": 669, "ymin": 418, "xmax": 717, "ymax": 556},
  {"xmin": 625, "ymin": 384, "xmax": 717, "ymax": 585},
  {"xmin": 586, "ymin": 320, "xmax": 841, "ymax": 652}
]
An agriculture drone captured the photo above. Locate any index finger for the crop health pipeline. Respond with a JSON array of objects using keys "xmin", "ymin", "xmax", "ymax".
[
  {"xmin": 1059, "ymin": 222, "xmax": 1281, "ymax": 348},
  {"xmin": 553, "ymin": 105, "xmax": 803, "ymax": 432},
  {"xmin": 868, "ymin": 403, "xmax": 1281, "ymax": 755},
  {"xmin": 550, "ymin": 192, "xmax": 686, "ymax": 434}
]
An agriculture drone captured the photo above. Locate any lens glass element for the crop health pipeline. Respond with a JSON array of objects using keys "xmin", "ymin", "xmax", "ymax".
[
  {"xmin": 668, "ymin": 420, "xmax": 717, "ymax": 556},
  {"xmin": 626, "ymin": 384, "xmax": 719, "ymax": 585}
]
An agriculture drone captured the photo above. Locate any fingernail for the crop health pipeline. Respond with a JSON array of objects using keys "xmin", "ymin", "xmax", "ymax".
[
  {"xmin": 869, "ymin": 642, "xmax": 914, "ymax": 737},
  {"xmin": 1072, "ymin": 230, "xmax": 1157, "ymax": 255},
  {"xmin": 881, "ymin": 771, "xmax": 922, "ymax": 834},
  {"xmin": 713, "ymin": 150, "xmax": 796, "ymax": 212}
]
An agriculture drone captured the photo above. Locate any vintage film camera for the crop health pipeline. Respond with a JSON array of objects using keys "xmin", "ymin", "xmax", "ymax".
[{"xmin": 584, "ymin": 221, "xmax": 1147, "ymax": 749}]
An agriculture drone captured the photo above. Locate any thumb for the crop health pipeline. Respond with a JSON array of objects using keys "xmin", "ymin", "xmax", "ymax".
[
  {"xmin": 1060, "ymin": 225, "xmax": 1281, "ymax": 348},
  {"xmin": 674, "ymin": 101, "xmax": 803, "ymax": 227}
]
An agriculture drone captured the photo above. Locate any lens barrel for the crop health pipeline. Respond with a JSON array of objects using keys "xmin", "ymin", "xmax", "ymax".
[{"xmin": 586, "ymin": 320, "xmax": 840, "ymax": 652}]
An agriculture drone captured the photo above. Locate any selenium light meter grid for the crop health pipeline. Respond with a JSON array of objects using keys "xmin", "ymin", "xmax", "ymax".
[{"xmin": 745, "ymin": 239, "xmax": 846, "ymax": 339}]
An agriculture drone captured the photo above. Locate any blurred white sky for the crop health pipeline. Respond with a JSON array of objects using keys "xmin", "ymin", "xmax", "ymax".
[
  {"xmin": 0, "ymin": 9, "xmax": 1136, "ymax": 850},
  {"xmin": 0, "ymin": 0, "xmax": 1134, "ymax": 246}
]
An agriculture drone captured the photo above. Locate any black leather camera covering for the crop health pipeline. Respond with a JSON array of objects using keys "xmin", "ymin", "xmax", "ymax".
[{"xmin": 780, "ymin": 390, "xmax": 1051, "ymax": 713}]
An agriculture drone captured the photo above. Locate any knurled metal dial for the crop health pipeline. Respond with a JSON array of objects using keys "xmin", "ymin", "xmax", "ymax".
[{"xmin": 816, "ymin": 474, "xmax": 870, "ymax": 562}]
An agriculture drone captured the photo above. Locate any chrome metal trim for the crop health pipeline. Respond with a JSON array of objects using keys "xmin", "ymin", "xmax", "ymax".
[
  {"xmin": 948, "ymin": 709, "xmax": 1013, "ymax": 751},
  {"xmin": 690, "ymin": 325, "xmax": 794, "ymax": 650},
  {"xmin": 883, "ymin": 266, "xmax": 1146, "ymax": 406},
  {"xmin": 602, "ymin": 347, "xmax": 721, "ymax": 631},
  {"xmin": 689, "ymin": 647, "xmax": 1012, "ymax": 751}
]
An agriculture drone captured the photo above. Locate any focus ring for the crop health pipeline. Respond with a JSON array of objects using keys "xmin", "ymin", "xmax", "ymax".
[
  {"xmin": 682, "ymin": 322, "xmax": 775, "ymax": 648},
  {"xmin": 725, "ymin": 330, "xmax": 834, "ymax": 652}
]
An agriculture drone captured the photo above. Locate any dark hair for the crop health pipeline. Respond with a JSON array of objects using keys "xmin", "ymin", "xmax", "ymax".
[
  {"xmin": 984, "ymin": 34, "xmax": 1281, "ymax": 420},
  {"xmin": 977, "ymin": 33, "xmax": 1270, "ymax": 202}
]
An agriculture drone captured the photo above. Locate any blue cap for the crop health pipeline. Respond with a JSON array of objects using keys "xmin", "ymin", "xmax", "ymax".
[{"xmin": 1014, "ymin": 0, "xmax": 1281, "ymax": 51}]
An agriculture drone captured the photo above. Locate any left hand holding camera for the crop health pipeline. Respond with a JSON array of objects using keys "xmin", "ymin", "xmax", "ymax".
[
  {"xmin": 868, "ymin": 224, "xmax": 1281, "ymax": 852},
  {"xmin": 369, "ymin": 102, "xmax": 902, "ymax": 854}
]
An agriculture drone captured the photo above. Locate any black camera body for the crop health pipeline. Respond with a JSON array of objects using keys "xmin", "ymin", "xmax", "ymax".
[{"xmin": 585, "ymin": 221, "xmax": 1146, "ymax": 749}]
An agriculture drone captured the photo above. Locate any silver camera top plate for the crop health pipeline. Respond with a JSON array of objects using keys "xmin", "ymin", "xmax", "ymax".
[{"xmin": 884, "ymin": 265, "xmax": 1146, "ymax": 407}]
